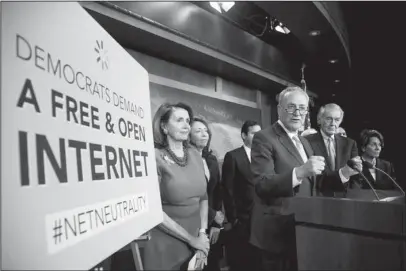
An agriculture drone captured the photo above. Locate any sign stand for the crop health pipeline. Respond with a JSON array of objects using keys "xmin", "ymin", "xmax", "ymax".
[
  {"xmin": 92, "ymin": 232, "xmax": 150, "ymax": 271},
  {"xmin": 130, "ymin": 233, "xmax": 151, "ymax": 271}
]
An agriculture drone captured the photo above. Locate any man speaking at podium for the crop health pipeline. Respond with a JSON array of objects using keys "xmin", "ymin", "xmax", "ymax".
[
  {"xmin": 304, "ymin": 103, "xmax": 362, "ymax": 196},
  {"xmin": 249, "ymin": 87, "xmax": 325, "ymax": 271}
]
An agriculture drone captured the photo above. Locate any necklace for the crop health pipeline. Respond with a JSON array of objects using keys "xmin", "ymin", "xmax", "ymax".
[{"xmin": 165, "ymin": 146, "xmax": 188, "ymax": 167}]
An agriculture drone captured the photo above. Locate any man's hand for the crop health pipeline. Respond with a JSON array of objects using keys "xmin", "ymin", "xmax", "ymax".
[
  {"xmin": 342, "ymin": 156, "xmax": 363, "ymax": 178},
  {"xmin": 209, "ymin": 227, "xmax": 221, "ymax": 244},
  {"xmin": 214, "ymin": 211, "xmax": 224, "ymax": 225},
  {"xmin": 296, "ymin": 156, "xmax": 326, "ymax": 179},
  {"xmin": 351, "ymin": 156, "xmax": 363, "ymax": 172}
]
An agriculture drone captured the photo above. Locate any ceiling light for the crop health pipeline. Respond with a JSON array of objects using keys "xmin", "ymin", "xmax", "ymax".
[
  {"xmin": 309, "ymin": 30, "xmax": 321, "ymax": 36},
  {"xmin": 209, "ymin": 2, "xmax": 222, "ymax": 13},
  {"xmin": 332, "ymin": 94, "xmax": 336, "ymax": 97},
  {"xmin": 271, "ymin": 19, "xmax": 290, "ymax": 34},
  {"xmin": 329, "ymin": 59, "xmax": 338, "ymax": 64},
  {"xmin": 220, "ymin": 2, "xmax": 234, "ymax": 12},
  {"xmin": 275, "ymin": 25, "xmax": 284, "ymax": 33},
  {"xmin": 209, "ymin": 2, "xmax": 235, "ymax": 13},
  {"xmin": 334, "ymin": 79, "xmax": 340, "ymax": 83},
  {"xmin": 275, "ymin": 24, "xmax": 290, "ymax": 34}
]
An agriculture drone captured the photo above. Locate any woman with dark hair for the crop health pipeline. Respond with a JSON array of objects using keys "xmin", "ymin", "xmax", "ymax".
[
  {"xmin": 351, "ymin": 129, "xmax": 397, "ymax": 190},
  {"xmin": 143, "ymin": 103, "xmax": 210, "ymax": 270},
  {"xmin": 189, "ymin": 117, "xmax": 224, "ymax": 271}
]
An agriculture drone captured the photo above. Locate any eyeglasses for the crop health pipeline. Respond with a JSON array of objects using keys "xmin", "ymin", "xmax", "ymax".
[{"xmin": 284, "ymin": 106, "xmax": 308, "ymax": 115}]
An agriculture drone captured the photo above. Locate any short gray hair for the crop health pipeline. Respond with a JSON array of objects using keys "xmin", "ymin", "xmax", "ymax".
[
  {"xmin": 277, "ymin": 86, "xmax": 309, "ymax": 105},
  {"xmin": 317, "ymin": 103, "xmax": 344, "ymax": 125}
]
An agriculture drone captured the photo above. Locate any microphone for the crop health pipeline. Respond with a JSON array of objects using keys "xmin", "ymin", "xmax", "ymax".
[
  {"xmin": 364, "ymin": 161, "xmax": 405, "ymax": 196},
  {"xmin": 347, "ymin": 160, "xmax": 380, "ymax": 201}
]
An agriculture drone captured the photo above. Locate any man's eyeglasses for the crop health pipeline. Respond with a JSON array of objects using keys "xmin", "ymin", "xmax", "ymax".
[{"xmin": 284, "ymin": 106, "xmax": 308, "ymax": 115}]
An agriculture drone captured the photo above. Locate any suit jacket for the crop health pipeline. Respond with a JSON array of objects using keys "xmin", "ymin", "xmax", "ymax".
[
  {"xmin": 350, "ymin": 158, "xmax": 396, "ymax": 190},
  {"xmin": 222, "ymin": 146, "xmax": 254, "ymax": 227},
  {"xmin": 204, "ymin": 152, "xmax": 223, "ymax": 227},
  {"xmin": 249, "ymin": 122, "xmax": 314, "ymax": 254},
  {"xmin": 305, "ymin": 132, "xmax": 358, "ymax": 193}
]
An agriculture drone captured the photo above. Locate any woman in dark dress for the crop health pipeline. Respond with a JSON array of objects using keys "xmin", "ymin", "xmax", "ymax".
[
  {"xmin": 143, "ymin": 103, "xmax": 210, "ymax": 270},
  {"xmin": 189, "ymin": 117, "xmax": 225, "ymax": 271},
  {"xmin": 351, "ymin": 129, "xmax": 397, "ymax": 190}
]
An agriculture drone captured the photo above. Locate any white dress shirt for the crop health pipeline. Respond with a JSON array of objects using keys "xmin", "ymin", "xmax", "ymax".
[
  {"xmin": 243, "ymin": 144, "xmax": 251, "ymax": 163},
  {"xmin": 277, "ymin": 120, "xmax": 307, "ymax": 188},
  {"xmin": 320, "ymin": 130, "xmax": 350, "ymax": 183},
  {"xmin": 202, "ymin": 157, "xmax": 210, "ymax": 182}
]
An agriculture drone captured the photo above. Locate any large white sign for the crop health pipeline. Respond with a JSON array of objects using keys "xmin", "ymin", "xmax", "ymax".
[{"xmin": 1, "ymin": 2, "xmax": 163, "ymax": 269}]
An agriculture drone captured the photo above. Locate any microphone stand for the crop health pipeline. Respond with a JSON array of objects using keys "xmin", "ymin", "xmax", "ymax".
[
  {"xmin": 373, "ymin": 166, "xmax": 405, "ymax": 196},
  {"xmin": 357, "ymin": 170, "xmax": 381, "ymax": 201},
  {"xmin": 347, "ymin": 160, "xmax": 380, "ymax": 201}
]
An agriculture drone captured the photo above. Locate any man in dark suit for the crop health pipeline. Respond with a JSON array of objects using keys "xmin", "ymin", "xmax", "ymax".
[
  {"xmin": 203, "ymin": 149, "xmax": 224, "ymax": 271},
  {"xmin": 304, "ymin": 103, "xmax": 362, "ymax": 195},
  {"xmin": 250, "ymin": 87, "xmax": 326, "ymax": 271},
  {"xmin": 222, "ymin": 120, "xmax": 261, "ymax": 271}
]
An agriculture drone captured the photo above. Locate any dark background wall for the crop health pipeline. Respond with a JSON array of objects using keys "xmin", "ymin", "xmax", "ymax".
[{"xmin": 125, "ymin": 48, "xmax": 266, "ymax": 163}]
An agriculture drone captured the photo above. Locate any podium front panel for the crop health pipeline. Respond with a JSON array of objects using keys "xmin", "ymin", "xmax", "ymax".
[{"xmin": 290, "ymin": 192, "xmax": 406, "ymax": 270}]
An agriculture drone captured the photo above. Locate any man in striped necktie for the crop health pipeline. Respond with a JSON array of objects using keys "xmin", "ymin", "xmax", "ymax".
[{"xmin": 304, "ymin": 103, "xmax": 362, "ymax": 196}]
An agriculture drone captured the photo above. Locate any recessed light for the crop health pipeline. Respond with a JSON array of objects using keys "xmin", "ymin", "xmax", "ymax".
[
  {"xmin": 209, "ymin": 2, "xmax": 235, "ymax": 13},
  {"xmin": 275, "ymin": 24, "xmax": 290, "ymax": 34},
  {"xmin": 309, "ymin": 30, "xmax": 321, "ymax": 36},
  {"xmin": 334, "ymin": 79, "xmax": 340, "ymax": 83},
  {"xmin": 332, "ymin": 94, "xmax": 336, "ymax": 97},
  {"xmin": 329, "ymin": 59, "xmax": 338, "ymax": 64}
]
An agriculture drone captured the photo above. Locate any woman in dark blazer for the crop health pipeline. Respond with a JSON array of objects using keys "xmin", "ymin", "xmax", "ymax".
[
  {"xmin": 190, "ymin": 117, "xmax": 224, "ymax": 271},
  {"xmin": 351, "ymin": 129, "xmax": 397, "ymax": 190}
]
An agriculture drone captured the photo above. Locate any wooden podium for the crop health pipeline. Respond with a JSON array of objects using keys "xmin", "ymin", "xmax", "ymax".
[{"xmin": 291, "ymin": 189, "xmax": 406, "ymax": 270}]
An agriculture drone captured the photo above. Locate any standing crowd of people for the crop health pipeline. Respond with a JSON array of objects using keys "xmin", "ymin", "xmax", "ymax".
[{"xmin": 143, "ymin": 86, "xmax": 398, "ymax": 271}]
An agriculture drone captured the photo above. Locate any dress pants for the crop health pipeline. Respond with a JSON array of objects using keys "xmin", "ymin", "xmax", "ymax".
[
  {"xmin": 226, "ymin": 220, "xmax": 257, "ymax": 271},
  {"xmin": 256, "ymin": 227, "xmax": 298, "ymax": 271},
  {"xmin": 257, "ymin": 250, "xmax": 298, "ymax": 271},
  {"xmin": 203, "ymin": 235, "xmax": 223, "ymax": 271}
]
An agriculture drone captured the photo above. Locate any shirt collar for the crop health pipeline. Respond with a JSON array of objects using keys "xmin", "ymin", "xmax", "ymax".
[
  {"xmin": 362, "ymin": 156, "xmax": 376, "ymax": 167},
  {"xmin": 320, "ymin": 129, "xmax": 335, "ymax": 141},
  {"xmin": 277, "ymin": 120, "xmax": 298, "ymax": 140}
]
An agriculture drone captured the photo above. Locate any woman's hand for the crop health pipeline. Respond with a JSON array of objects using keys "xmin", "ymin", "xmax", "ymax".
[
  {"xmin": 188, "ymin": 234, "xmax": 210, "ymax": 255},
  {"xmin": 214, "ymin": 211, "xmax": 225, "ymax": 225},
  {"xmin": 194, "ymin": 250, "xmax": 207, "ymax": 270}
]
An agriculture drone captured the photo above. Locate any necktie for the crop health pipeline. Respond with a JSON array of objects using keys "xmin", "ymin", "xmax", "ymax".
[
  {"xmin": 327, "ymin": 137, "xmax": 336, "ymax": 170},
  {"xmin": 292, "ymin": 135, "xmax": 308, "ymax": 163},
  {"xmin": 292, "ymin": 135, "xmax": 311, "ymax": 196}
]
